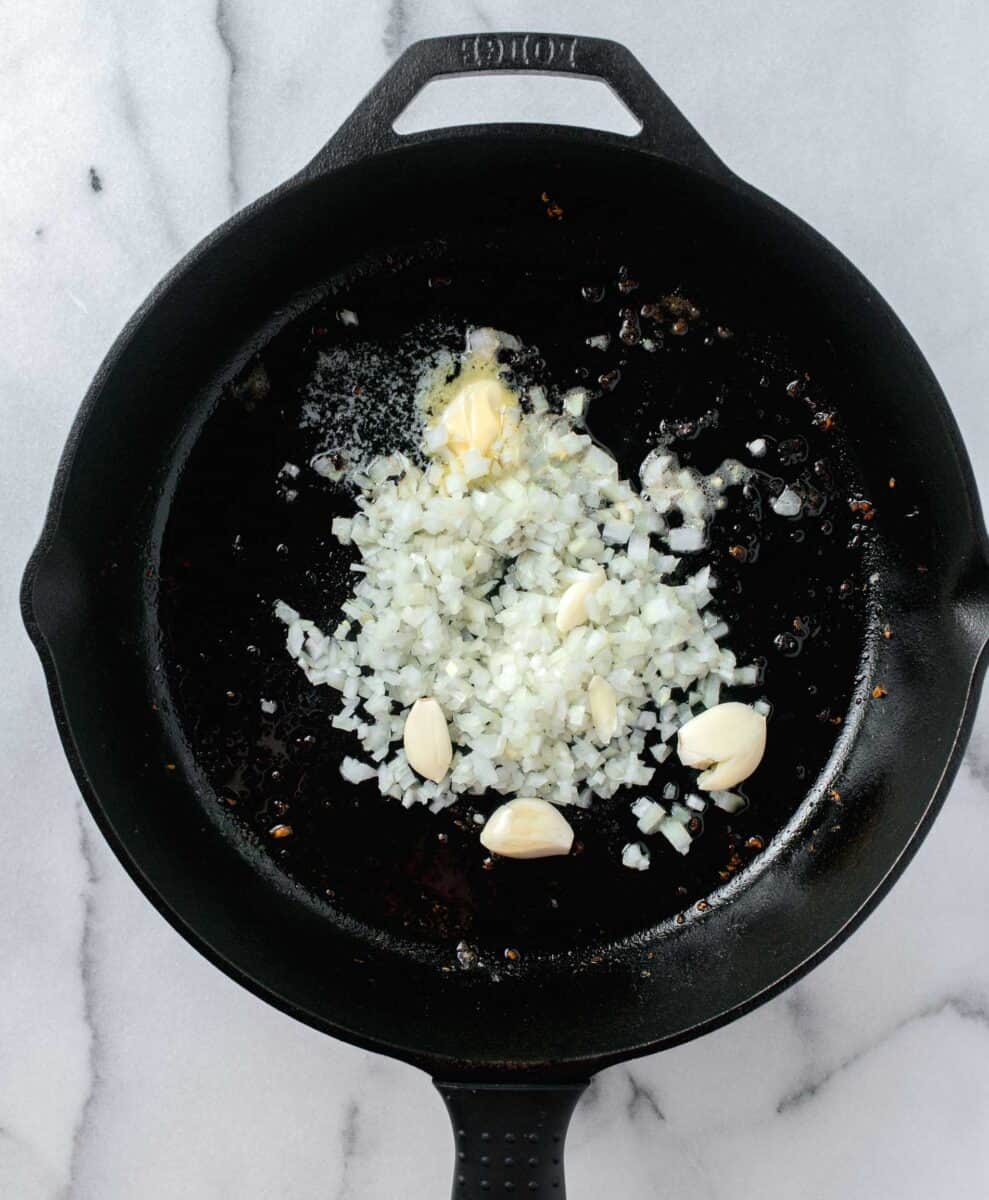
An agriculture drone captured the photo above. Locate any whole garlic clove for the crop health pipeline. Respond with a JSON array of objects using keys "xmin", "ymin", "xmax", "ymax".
[
  {"xmin": 676, "ymin": 702, "xmax": 766, "ymax": 791},
  {"xmin": 587, "ymin": 675, "xmax": 618, "ymax": 742},
  {"xmin": 403, "ymin": 697, "xmax": 453, "ymax": 783},
  {"xmin": 441, "ymin": 378, "xmax": 512, "ymax": 458},
  {"xmin": 479, "ymin": 798, "xmax": 575, "ymax": 860},
  {"xmin": 556, "ymin": 568, "xmax": 606, "ymax": 633}
]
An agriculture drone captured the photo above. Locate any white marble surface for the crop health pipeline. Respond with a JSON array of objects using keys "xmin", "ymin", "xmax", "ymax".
[{"xmin": 2, "ymin": 2, "xmax": 988, "ymax": 1196}]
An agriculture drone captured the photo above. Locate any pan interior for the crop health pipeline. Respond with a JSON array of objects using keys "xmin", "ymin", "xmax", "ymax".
[{"xmin": 158, "ymin": 163, "xmax": 872, "ymax": 972}]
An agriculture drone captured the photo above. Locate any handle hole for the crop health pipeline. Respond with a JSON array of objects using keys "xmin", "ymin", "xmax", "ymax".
[{"xmin": 392, "ymin": 75, "xmax": 642, "ymax": 137}]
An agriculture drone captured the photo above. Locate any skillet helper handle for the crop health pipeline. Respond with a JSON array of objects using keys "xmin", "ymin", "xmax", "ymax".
[
  {"xmin": 308, "ymin": 31, "xmax": 727, "ymax": 178},
  {"xmin": 434, "ymin": 1079, "xmax": 588, "ymax": 1198}
]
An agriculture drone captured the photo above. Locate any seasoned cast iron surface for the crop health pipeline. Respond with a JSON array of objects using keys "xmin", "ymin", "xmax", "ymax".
[{"xmin": 160, "ymin": 251, "xmax": 871, "ymax": 959}]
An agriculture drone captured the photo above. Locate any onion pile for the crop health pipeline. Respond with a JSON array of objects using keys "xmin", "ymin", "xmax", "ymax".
[{"xmin": 277, "ymin": 329, "xmax": 757, "ymax": 821}]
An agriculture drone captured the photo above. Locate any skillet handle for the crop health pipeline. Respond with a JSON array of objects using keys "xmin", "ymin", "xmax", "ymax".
[
  {"xmin": 307, "ymin": 31, "xmax": 728, "ymax": 179},
  {"xmin": 434, "ymin": 1078, "xmax": 588, "ymax": 1198}
]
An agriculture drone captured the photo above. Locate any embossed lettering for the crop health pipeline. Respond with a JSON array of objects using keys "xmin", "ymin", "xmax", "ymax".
[{"xmin": 460, "ymin": 34, "xmax": 579, "ymax": 70}]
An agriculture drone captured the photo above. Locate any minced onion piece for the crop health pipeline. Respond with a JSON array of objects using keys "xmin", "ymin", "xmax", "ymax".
[
  {"xmin": 622, "ymin": 841, "xmax": 651, "ymax": 871},
  {"xmin": 658, "ymin": 817, "xmax": 692, "ymax": 855},
  {"xmin": 711, "ymin": 790, "xmax": 747, "ymax": 813},
  {"xmin": 771, "ymin": 487, "xmax": 802, "ymax": 517},
  {"xmin": 340, "ymin": 756, "xmax": 378, "ymax": 784},
  {"xmin": 631, "ymin": 797, "xmax": 666, "ymax": 835}
]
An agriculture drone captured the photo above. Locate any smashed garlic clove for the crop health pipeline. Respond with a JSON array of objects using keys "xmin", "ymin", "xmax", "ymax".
[
  {"xmin": 479, "ymin": 798, "xmax": 575, "ymax": 860},
  {"xmin": 403, "ymin": 697, "xmax": 453, "ymax": 783},
  {"xmin": 677, "ymin": 702, "xmax": 766, "ymax": 791},
  {"xmin": 588, "ymin": 675, "xmax": 618, "ymax": 742},
  {"xmin": 441, "ymin": 378, "xmax": 511, "ymax": 459},
  {"xmin": 556, "ymin": 568, "xmax": 606, "ymax": 633}
]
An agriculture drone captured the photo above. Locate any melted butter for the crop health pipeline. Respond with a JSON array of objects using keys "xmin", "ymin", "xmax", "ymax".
[
  {"xmin": 442, "ymin": 378, "xmax": 512, "ymax": 458},
  {"xmin": 421, "ymin": 330, "xmax": 520, "ymax": 478}
]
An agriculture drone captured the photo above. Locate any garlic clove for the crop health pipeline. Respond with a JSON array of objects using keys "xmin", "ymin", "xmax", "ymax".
[
  {"xmin": 676, "ymin": 702, "xmax": 766, "ymax": 791},
  {"xmin": 479, "ymin": 798, "xmax": 575, "ymax": 860},
  {"xmin": 403, "ymin": 697, "xmax": 453, "ymax": 783},
  {"xmin": 556, "ymin": 568, "xmax": 606, "ymax": 633},
  {"xmin": 587, "ymin": 675, "xmax": 618, "ymax": 742}
]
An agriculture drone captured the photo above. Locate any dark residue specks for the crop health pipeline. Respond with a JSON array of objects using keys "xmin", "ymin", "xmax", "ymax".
[{"xmin": 88, "ymin": 167, "xmax": 103, "ymax": 193}]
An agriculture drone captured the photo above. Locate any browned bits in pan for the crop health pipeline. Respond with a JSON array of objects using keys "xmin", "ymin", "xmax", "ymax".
[
  {"xmin": 888, "ymin": 477, "xmax": 896, "ymax": 488},
  {"xmin": 164, "ymin": 762, "xmax": 176, "ymax": 772},
  {"xmin": 671, "ymin": 318, "xmax": 689, "ymax": 336},
  {"xmin": 598, "ymin": 368, "xmax": 621, "ymax": 392},
  {"xmin": 882, "ymin": 624, "xmax": 893, "ymax": 640},
  {"xmin": 696, "ymin": 900, "xmax": 711, "ymax": 913},
  {"xmin": 269, "ymin": 823, "xmax": 293, "ymax": 839},
  {"xmin": 504, "ymin": 947, "xmax": 520, "ymax": 962},
  {"xmin": 813, "ymin": 411, "xmax": 836, "ymax": 432},
  {"xmin": 617, "ymin": 270, "xmax": 639, "ymax": 295},
  {"xmin": 675, "ymin": 914, "xmax": 686, "ymax": 925},
  {"xmin": 540, "ymin": 192, "xmax": 564, "ymax": 219},
  {"xmin": 830, "ymin": 714, "xmax": 844, "ymax": 726},
  {"xmin": 849, "ymin": 499, "xmax": 875, "ymax": 521},
  {"xmin": 871, "ymin": 685, "xmax": 888, "ymax": 700},
  {"xmin": 618, "ymin": 307, "xmax": 641, "ymax": 346},
  {"xmin": 659, "ymin": 292, "xmax": 700, "ymax": 318},
  {"xmin": 828, "ymin": 788, "xmax": 842, "ymax": 803},
  {"xmin": 745, "ymin": 836, "xmax": 765, "ymax": 852},
  {"xmin": 728, "ymin": 544, "xmax": 748, "ymax": 562}
]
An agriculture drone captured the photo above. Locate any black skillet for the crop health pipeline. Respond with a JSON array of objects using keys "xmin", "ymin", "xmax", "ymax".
[{"xmin": 22, "ymin": 32, "xmax": 989, "ymax": 1197}]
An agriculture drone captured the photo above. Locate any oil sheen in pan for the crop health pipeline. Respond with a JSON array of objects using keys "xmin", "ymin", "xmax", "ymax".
[{"xmin": 159, "ymin": 258, "xmax": 870, "ymax": 959}]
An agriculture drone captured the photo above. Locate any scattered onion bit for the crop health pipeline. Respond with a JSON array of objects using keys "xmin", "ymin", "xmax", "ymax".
[
  {"xmin": 270, "ymin": 823, "xmax": 294, "ymax": 839},
  {"xmin": 883, "ymin": 624, "xmax": 893, "ymax": 640},
  {"xmin": 871, "ymin": 685, "xmax": 888, "ymax": 700},
  {"xmin": 850, "ymin": 499, "xmax": 875, "ymax": 521},
  {"xmin": 828, "ymin": 787, "xmax": 842, "ymax": 803},
  {"xmin": 888, "ymin": 477, "xmax": 896, "ymax": 488}
]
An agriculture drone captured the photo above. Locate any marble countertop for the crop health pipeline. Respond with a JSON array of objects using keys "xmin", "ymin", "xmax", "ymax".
[{"xmin": 3, "ymin": 2, "xmax": 988, "ymax": 1197}]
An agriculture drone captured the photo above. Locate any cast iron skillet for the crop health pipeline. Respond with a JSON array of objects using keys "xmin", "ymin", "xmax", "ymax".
[{"xmin": 22, "ymin": 32, "xmax": 989, "ymax": 1197}]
